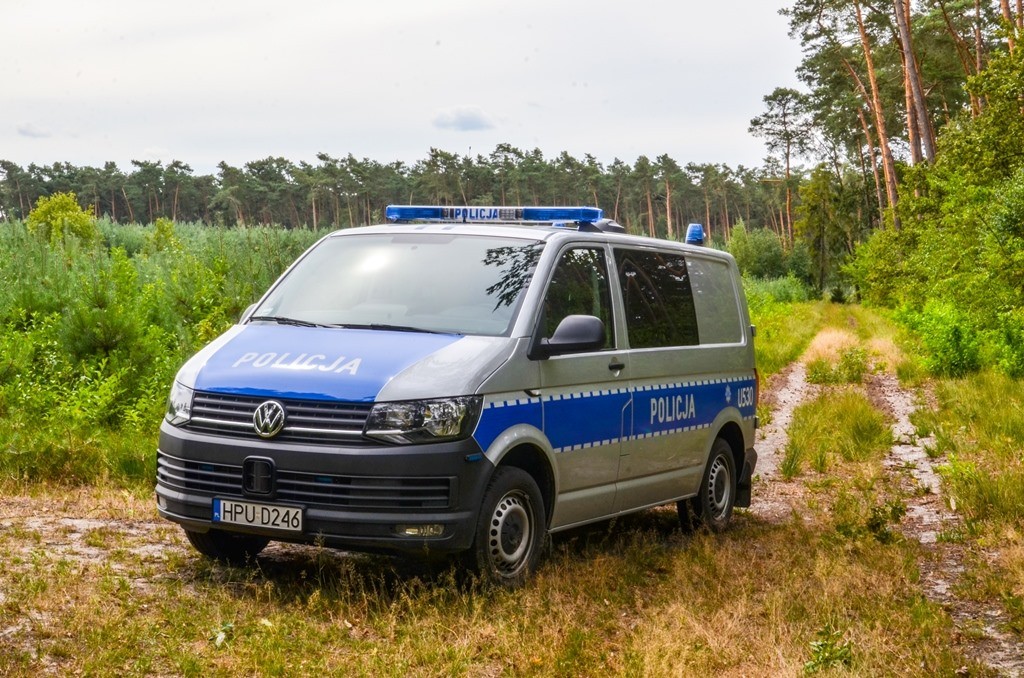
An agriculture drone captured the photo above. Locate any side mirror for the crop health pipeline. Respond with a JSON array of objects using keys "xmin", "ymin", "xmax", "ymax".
[{"xmin": 530, "ymin": 315, "xmax": 605, "ymax": 359}]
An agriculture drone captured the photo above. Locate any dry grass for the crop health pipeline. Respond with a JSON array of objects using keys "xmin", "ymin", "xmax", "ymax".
[
  {"xmin": 802, "ymin": 328, "xmax": 860, "ymax": 365},
  {"xmin": 0, "ymin": 484, "xmax": 970, "ymax": 677}
]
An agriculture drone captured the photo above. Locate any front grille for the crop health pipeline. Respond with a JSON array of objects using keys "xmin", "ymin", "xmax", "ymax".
[
  {"xmin": 157, "ymin": 452, "xmax": 242, "ymax": 496},
  {"xmin": 277, "ymin": 471, "xmax": 453, "ymax": 509},
  {"xmin": 157, "ymin": 452, "xmax": 454, "ymax": 511},
  {"xmin": 185, "ymin": 391, "xmax": 377, "ymax": 445}
]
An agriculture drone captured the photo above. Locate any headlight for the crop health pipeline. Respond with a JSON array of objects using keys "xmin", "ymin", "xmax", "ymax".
[
  {"xmin": 364, "ymin": 396, "xmax": 482, "ymax": 444},
  {"xmin": 165, "ymin": 381, "xmax": 194, "ymax": 426}
]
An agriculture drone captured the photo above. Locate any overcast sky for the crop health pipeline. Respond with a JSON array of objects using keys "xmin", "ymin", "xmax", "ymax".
[{"xmin": 1, "ymin": 0, "xmax": 803, "ymax": 176}]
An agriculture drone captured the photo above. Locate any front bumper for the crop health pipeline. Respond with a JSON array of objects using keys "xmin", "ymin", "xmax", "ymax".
[{"xmin": 156, "ymin": 421, "xmax": 494, "ymax": 555}]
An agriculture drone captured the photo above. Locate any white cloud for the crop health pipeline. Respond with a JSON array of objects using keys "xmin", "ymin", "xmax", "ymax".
[
  {"xmin": 432, "ymin": 107, "xmax": 495, "ymax": 132},
  {"xmin": 17, "ymin": 123, "xmax": 50, "ymax": 139}
]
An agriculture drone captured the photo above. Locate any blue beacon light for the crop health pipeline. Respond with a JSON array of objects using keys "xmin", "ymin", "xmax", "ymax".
[{"xmin": 685, "ymin": 223, "xmax": 705, "ymax": 245}]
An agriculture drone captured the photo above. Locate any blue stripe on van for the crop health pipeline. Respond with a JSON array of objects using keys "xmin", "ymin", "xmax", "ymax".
[
  {"xmin": 472, "ymin": 377, "xmax": 756, "ymax": 454},
  {"xmin": 472, "ymin": 397, "xmax": 544, "ymax": 452}
]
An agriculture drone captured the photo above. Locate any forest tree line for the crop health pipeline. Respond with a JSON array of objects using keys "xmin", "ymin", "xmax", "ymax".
[{"xmin": 0, "ymin": 150, "xmax": 793, "ymax": 246}]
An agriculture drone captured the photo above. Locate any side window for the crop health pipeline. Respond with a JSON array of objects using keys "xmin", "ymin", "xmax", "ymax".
[
  {"xmin": 541, "ymin": 247, "xmax": 615, "ymax": 349},
  {"xmin": 615, "ymin": 248, "xmax": 699, "ymax": 348},
  {"xmin": 687, "ymin": 256, "xmax": 743, "ymax": 344}
]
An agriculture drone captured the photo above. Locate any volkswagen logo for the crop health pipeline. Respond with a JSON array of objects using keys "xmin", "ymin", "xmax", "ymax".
[{"xmin": 253, "ymin": 400, "xmax": 286, "ymax": 438}]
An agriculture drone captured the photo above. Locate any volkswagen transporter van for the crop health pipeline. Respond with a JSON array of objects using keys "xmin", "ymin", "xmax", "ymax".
[{"xmin": 156, "ymin": 206, "xmax": 758, "ymax": 586}]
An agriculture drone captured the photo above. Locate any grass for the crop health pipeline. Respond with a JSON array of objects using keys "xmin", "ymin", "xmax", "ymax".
[
  {"xmin": 0, "ymin": 485, "xmax": 968, "ymax": 677},
  {"xmin": 914, "ymin": 370, "xmax": 1024, "ymax": 634},
  {"xmin": 749, "ymin": 300, "xmax": 826, "ymax": 378},
  {"xmin": 781, "ymin": 389, "xmax": 893, "ymax": 479}
]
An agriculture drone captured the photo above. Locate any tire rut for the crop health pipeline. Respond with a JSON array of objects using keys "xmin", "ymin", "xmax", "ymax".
[{"xmin": 751, "ymin": 346, "xmax": 1024, "ymax": 676}]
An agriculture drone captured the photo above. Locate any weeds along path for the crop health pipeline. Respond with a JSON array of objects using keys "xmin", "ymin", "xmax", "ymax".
[
  {"xmin": 752, "ymin": 329, "xmax": 1024, "ymax": 676},
  {"xmin": 868, "ymin": 373, "xmax": 1024, "ymax": 676}
]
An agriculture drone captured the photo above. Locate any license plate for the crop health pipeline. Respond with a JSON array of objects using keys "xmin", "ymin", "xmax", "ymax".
[{"xmin": 212, "ymin": 498, "xmax": 303, "ymax": 533}]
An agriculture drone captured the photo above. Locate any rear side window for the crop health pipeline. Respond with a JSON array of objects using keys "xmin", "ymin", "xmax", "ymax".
[
  {"xmin": 687, "ymin": 256, "xmax": 743, "ymax": 344},
  {"xmin": 615, "ymin": 248, "xmax": 699, "ymax": 348}
]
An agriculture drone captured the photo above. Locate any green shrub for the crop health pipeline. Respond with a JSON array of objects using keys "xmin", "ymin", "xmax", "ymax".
[
  {"xmin": 902, "ymin": 301, "xmax": 981, "ymax": 377},
  {"xmin": 804, "ymin": 623, "xmax": 853, "ymax": 674},
  {"xmin": 995, "ymin": 309, "xmax": 1024, "ymax": 378},
  {"xmin": 145, "ymin": 217, "xmax": 181, "ymax": 254},
  {"xmin": 729, "ymin": 222, "xmax": 786, "ymax": 279},
  {"xmin": 25, "ymin": 192, "xmax": 99, "ymax": 244},
  {"xmin": 744, "ymin": 274, "xmax": 811, "ymax": 306}
]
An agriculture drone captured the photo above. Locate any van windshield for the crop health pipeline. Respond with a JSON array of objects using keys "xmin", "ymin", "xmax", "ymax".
[{"xmin": 252, "ymin": 233, "xmax": 544, "ymax": 336}]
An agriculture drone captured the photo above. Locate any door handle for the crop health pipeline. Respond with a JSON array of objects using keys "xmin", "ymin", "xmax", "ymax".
[{"xmin": 608, "ymin": 359, "xmax": 625, "ymax": 372}]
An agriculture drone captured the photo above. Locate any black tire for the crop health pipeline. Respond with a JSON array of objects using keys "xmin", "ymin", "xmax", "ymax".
[
  {"xmin": 678, "ymin": 437, "xmax": 736, "ymax": 533},
  {"xmin": 184, "ymin": 528, "xmax": 269, "ymax": 565},
  {"xmin": 468, "ymin": 466, "xmax": 546, "ymax": 588}
]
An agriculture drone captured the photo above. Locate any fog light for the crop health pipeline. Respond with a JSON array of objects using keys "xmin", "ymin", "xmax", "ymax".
[
  {"xmin": 396, "ymin": 524, "xmax": 444, "ymax": 538},
  {"xmin": 156, "ymin": 495, "xmax": 167, "ymax": 510}
]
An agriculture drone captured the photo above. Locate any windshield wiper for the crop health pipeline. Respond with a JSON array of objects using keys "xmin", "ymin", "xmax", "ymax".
[
  {"xmin": 332, "ymin": 323, "xmax": 447, "ymax": 334},
  {"xmin": 248, "ymin": 315, "xmax": 326, "ymax": 328}
]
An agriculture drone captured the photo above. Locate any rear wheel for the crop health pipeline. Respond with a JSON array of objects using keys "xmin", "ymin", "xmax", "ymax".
[
  {"xmin": 678, "ymin": 437, "xmax": 736, "ymax": 532},
  {"xmin": 184, "ymin": 528, "xmax": 269, "ymax": 565},
  {"xmin": 468, "ymin": 466, "xmax": 546, "ymax": 588}
]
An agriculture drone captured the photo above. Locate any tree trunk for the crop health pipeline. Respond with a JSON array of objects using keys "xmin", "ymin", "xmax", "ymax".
[
  {"xmin": 15, "ymin": 178, "xmax": 25, "ymax": 218},
  {"xmin": 855, "ymin": 0, "xmax": 900, "ymax": 225},
  {"xmin": 976, "ymin": 0, "xmax": 985, "ymax": 74},
  {"xmin": 899, "ymin": 38, "xmax": 924, "ymax": 165},
  {"xmin": 664, "ymin": 178, "xmax": 674, "ymax": 239},
  {"xmin": 645, "ymin": 186, "xmax": 655, "ymax": 238},
  {"xmin": 1001, "ymin": 0, "xmax": 1017, "ymax": 52},
  {"xmin": 894, "ymin": 0, "xmax": 936, "ymax": 162},
  {"xmin": 857, "ymin": 107, "xmax": 886, "ymax": 221},
  {"xmin": 613, "ymin": 181, "xmax": 622, "ymax": 222},
  {"xmin": 703, "ymin": 188, "xmax": 711, "ymax": 241},
  {"xmin": 122, "ymin": 187, "xmax": 135, "ymax": 223}
]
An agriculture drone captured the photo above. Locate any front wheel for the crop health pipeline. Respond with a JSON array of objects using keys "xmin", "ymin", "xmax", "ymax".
[
  {"xmin": 184, "ymin": 528, "xmax": 269, "ymax": 565},
  {"xmin": 468, "ymin": 466, "xmax": 546, "ymax": 588},
  {"xmin": 678, "ymin": 437, "xmax": 736, "ymax": 533}
]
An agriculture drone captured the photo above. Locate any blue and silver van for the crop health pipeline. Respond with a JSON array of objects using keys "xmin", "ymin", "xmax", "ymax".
[{"xmin": 156, "ymin": 206, "xmax": 758, "ymax": 586}]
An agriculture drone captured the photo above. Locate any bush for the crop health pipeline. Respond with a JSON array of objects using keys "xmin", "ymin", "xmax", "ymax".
[
  {"xmin": 901, "ymin": 301, "xmax": 981, "ymax": 377},
  {"xmin": 728, "ymin": 221, "xmax": 786, "ymax": 279},
  {"xmin": 995, "ymin": 310, "xmax": 1024, "ymax": 378},
  {"xmin": 25, "ymin": 191, "xmax": 99, "ymax": 245},
  {"xmin": 744, "ymin": 274, "xmax": 811, "ymax": 307}
]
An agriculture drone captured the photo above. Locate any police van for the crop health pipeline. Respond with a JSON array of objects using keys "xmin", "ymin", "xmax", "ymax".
[{"xmin": 157, "ymin": 206, "xmax": 758, "ymax": 586}]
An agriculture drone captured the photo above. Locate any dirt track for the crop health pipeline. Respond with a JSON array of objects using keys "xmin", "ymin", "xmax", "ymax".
[{"xmin": 752, "ymin": 360, "xmax": 1024, "ymax": 676}]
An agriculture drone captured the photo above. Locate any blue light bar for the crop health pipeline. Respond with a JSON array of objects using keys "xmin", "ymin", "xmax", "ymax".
[{"xmin": 385, "ymin": 205, "xmax": 603, "ymax": 224}]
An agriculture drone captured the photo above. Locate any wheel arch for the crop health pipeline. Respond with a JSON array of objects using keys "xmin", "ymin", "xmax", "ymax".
[
  {"xmin": 714, "ymin": 420, "xmax": 746, "ymax": 487},
  {"xmin": 494, "ymin": 443, "xmax": 555, "ymax": 526}
]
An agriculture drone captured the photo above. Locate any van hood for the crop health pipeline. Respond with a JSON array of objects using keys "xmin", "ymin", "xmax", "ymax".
[{"xmin": 179, "ymin": 324, "xmax": 514, "ymax": 402}]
